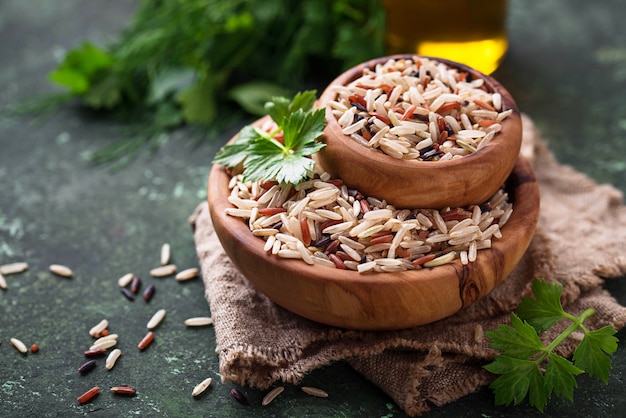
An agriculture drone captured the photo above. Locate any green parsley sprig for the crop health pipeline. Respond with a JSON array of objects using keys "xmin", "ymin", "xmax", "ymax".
[
  {"xmin": 484, "ymin": 278, "xmax": 619, "ymax": 412},
  {"xmin": 212, "ymin": 90, "xmax": 326, "ymax": 186}
]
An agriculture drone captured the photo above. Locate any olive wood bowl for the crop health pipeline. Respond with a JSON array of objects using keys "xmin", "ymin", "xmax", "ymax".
[
  {"xmin": 208, "ymin": 152, "xmax": 539, "ymax": 331},
  {"xmin": 316, "ymin": 54, "xmax": 523, "ymax": 209}
]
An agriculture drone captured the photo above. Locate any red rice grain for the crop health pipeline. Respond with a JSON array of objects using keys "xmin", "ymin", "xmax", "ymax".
[
  {"xmin": 137, "ymin": 331, "xmax": 154, "ymax": 350},
  {"xmin": 77, "ymin": 386, "xmax": 100, "ymax": 404}
]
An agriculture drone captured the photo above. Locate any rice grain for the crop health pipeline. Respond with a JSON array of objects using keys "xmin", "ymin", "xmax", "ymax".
[
  {"xmin": 184, "ymin": 317, "xmax": 213, "ymax": 327},
  {"xmin": 0, "ymin": 262, "xmax": 29, "ymax": 275},
  {"xmin": 192, "ymin": 378, "xmax": 213, "ymax": 397},
  {"xmin": 10, "ymin": 337, "xmax": 27, "ymax": 354},
  {"xmin": 262, "ymin": 386, "xmax": 284, "ymax": 406},
  {"xmin": 150, "ymin": 264, "xmax": 177, "ymax": 277},
  {"xmin": 175, "ymin": 268, "xmax": 199, "ymax": 281},
  {"xmin": 49, "ymin": 264, "xmax": 73, "ymax": 277},
  {"xmin": 301, "ymin": 386, "xmax": 329, "ymax": 398},
  {"xmin": 147, "ymin": 309, "xmax": 166, "ymax": 330}
]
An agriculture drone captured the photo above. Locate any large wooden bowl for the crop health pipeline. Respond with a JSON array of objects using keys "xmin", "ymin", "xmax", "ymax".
[
  {"xmin": 316, "ymin": 54, "xmax": 523, "ymax": 209},
  {"xmin": 207, "ymin": 155, "xmax": 539, "ymax": 331}
]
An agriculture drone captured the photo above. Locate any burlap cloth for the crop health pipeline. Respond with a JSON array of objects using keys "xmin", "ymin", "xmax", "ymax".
[{"xmin": 189, "ymin": 115, "xmax": 626, "ymax": 416}]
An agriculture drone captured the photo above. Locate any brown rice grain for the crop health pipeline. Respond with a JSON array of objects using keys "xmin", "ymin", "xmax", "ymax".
[
  {"xmin": 262, "ymin": 386, "xmax": 285, "ymax": 406},
  {"xmin": 175, "ymin": 268, "xmax": 199, "ymax": 282},
  {"xmin": 150, "ymin": 264, "xmax": 177, "ymax": 277},
  {"xmin": 49, "ymin": 264, "xmax": 72, "ymax": 277},
  {"xmin": 301, "ymin": 386, "xmax": 329, "ymax": 398},
  {"xmin": 474, "ymin": 324, "xmax": 484, "ymax": 343},
  {"xmin": 0, "ymin": 262, "xmax": 29, "ymax": 275}
]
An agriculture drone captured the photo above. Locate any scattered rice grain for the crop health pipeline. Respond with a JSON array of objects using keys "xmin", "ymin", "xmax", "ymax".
[
  {"xmin": 147, "ymin": 309, "xmax": 166, "ymax": 330},
  {"xmin": 160, "ymin": 243, "xmax": 171, "ymax": 265},
  {"xmin": 49, "ymin": 264, "xmax": 72, "ymax": 277},
  {"xmin": 77, "ymin": 386, "xmax": 100, "ymax": 404},
  {"xmin": 10, "ymin": 337, "xmax": 27, "ymax": 354},
  {"xmin": 150, "ymin": 264, "xmax": 177, "ymax": 277},
  {"xmin": 301, "ymin": 386, "xmax": 329, "ymax": 398},
  {"xmin": 105, "ymin": 349, "xmax": 122, "ymax": 370},
  {"xmin": 89, "ymin": 319, "xmax": 109, "ymax": 337},
  {"xmin": 184, "ymin": 317, "xmax": 213, "ymax": 327},
  {"xmin": 117, "ymin": 273, "xmax": 134, "ymax": 287},
  {"xmin": 262, "ymin": 386, "xmax": 284, "ymax": 406},
  {"xmin": 0, "ymin": 262, "xmax": 29, "ymax": 275},
  {"xmin": 192, "ymin": 378, "xmax": 213, "ymax": 397},
  {"xmin": 175, "ymin": 268, "xmax": 199, "ymax": 281}
]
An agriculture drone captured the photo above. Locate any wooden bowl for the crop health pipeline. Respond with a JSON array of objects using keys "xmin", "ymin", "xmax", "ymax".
[
  {"xmin": 208, "ymin": 153, "xmax": 539, "ymax": 331},
  {"xmin": 316, "ymin": 54, "xmax": 523, "ymax": 209}
]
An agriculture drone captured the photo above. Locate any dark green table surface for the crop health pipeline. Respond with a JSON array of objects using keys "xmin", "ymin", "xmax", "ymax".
[{"xmin": 1, "ymin": 1, "xmax": 626, "ymax": 417}]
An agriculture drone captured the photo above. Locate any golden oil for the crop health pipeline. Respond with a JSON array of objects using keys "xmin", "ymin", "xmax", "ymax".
[{"xmin": 384, "ymin": 0, "xmax": 508, "ymax": 74}]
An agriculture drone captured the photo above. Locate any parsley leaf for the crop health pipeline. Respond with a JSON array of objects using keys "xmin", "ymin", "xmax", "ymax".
[
  {"xmin": 212, "ymin": 90, "xmax": 326, "ymax": 186},
  {"xmin": 516, "ymin": 278, "xmax": 566, "ymax": 334},
  {"xmin": 484, "ymin": 278, "xmax": 619, "ymax": 412}
]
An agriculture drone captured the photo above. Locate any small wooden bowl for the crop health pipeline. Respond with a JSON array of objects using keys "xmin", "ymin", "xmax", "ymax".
[
  {"xmin": 316, "ymin": 54, "xmax": 523, "ymax": 209},
  {"xmin": 208, "ymin": 153, "xmax": 539, "ymax": 331}
]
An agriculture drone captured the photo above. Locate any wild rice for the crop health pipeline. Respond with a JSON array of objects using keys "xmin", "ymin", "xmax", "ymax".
[
  {"xmin": 49, "ymin": 264, "xmax": 73, "ymax": 277},
  {"xmin": 262, "ymin": 386, "xmax": 285, "ymax": 406},
  {"xmin": 226, "ymin": 167, "xmax": 512, "ymax": 273},
  {"xmin": 0, "ymin": 262, "xmax": 29, "ymax": 275},
  {"xmin": 329, "ymin": 56, "xmax": 510, "ymax": 161},
  {"xmin": 143, "ymin": 283, "xmax": 156, "ymax": 302},
  {"xmin": 10, "ymin": 337, "xmax": 28, "ymax": 354},
  {"xmin": 147, "ymin": 308, "xmax": 166, "ymax": 330},
  {"xmin": 230, "ymin": 388, "xmax": 248, "ymax": 404},
  {"xmin": 78, "ymin": 359, "xmax": 97, "ymax": 374},
  {"xmin": 130, "ymin": 276, "xmax": 142, "ymax": 294},
  {"xmin": 192, "ymin": 378, "xmax": 213, "ymax": 397}
]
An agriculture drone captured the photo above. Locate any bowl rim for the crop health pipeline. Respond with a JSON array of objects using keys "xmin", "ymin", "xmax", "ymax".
[{"xmin": 318, "ymin": 53, "xmax": 521, "ymax": 171}]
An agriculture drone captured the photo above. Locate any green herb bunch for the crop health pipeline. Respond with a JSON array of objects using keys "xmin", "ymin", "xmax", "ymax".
[
  {"xmin": 29, "ymin": 0, "xmax": 385, "ymax": 165},
  {"xmin": 484, "ymin": 278, "xmax": 619, "ymax": 412},
  {"xmin": 213, "ymin": 90, "xmax": 325, "ymax": 186}
]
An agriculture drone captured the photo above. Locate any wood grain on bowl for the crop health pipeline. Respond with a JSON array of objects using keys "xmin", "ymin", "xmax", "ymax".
[{"xmin": 208, "ymin": 136, "xmax": 539, "ymax": 330}]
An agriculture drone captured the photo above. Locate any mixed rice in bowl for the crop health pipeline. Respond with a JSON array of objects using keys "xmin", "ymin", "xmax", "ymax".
[{"xmin": 207, "ymin": 55, "xmax": 538, "ymax": 329}]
